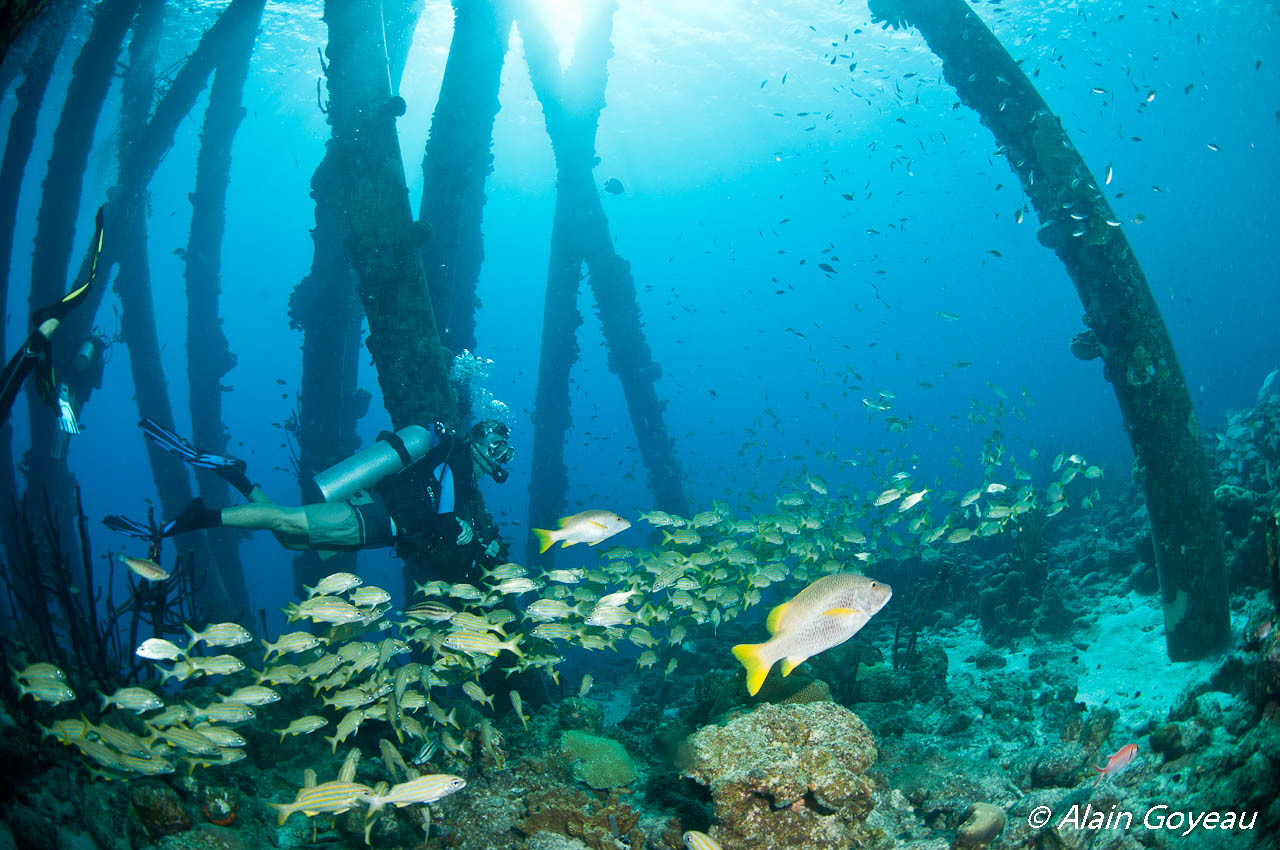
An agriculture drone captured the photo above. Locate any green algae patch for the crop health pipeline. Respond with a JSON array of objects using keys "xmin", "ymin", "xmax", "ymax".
[{"xmin": 560, "ymin": 731, "xmax": 638, "ymax": 790}]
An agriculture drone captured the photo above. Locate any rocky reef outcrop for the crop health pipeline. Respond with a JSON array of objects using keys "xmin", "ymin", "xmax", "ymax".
[{"xmin": 682, "ymin": 701, "xmax": 878, "ymax": 850}]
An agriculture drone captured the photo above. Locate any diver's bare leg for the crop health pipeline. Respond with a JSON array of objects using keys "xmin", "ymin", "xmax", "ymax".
[{"xmin": 220, "ymin": 501, "xmax": 309, "ymax": 549}]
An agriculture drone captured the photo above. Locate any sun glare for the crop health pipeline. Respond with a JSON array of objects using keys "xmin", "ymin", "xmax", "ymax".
[{"xmin": 541, "ymin": 0, "xmax": 585, "ymax": 67}]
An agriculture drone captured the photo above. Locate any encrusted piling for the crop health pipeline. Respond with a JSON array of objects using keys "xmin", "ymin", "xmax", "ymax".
[
  {"xmin": 322, "ymin": 0, "xmax": 457, "ymax": 431},
  {"xmin": 869, "ymin": 0, "xmax": 1229, "ymax": 659},
  {"xmin": 519, "ymin": 1, "xmax": 688, "ymax": 557},
  {"xmin": 183, "ymin": 0, "xmax": 267, "ymax": 621},
  {"xmin": 0, "ymin": 0, "xmax": 75, "ymax": 550},
  {"xmin": 418, "ymin": 0, "xmax": 513, "ymax": 355},
  {"xmin": 289, "ymin": 148, "xmax": 364, "ymax": 597}
]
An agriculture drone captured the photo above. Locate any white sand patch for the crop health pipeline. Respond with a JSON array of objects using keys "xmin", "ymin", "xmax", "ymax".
[
  {"xmin": 932, "ymin": 592, "xmax": 1244, "ymax": 736},
  {"xmin": 1075, "ymin": 591, "xmax": 1241, "ymax": 728}
]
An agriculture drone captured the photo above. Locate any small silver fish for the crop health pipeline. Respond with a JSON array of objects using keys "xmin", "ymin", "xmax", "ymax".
[
  {"xmin": 120, "ymin": 554, "xmax": 170, "ymax": 582},
  {"xmin": 136, "ymin": 638, "xmax": 185, "ymax": 661}
]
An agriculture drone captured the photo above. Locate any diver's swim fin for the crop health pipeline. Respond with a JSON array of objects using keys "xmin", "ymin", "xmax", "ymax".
[
  {"xmin": 31, "ymin": 206, "xmax": 106, "ymax": 327},
  {"xmin": 1, "ymin": 208, "xmax": 105, "ymax": 424},
  {"xmin": 103, "ymin": 513, "xmax": 158, "ymax": 541},
  {"xmin": 140, "ymin": 417, "xmax": 253, "ymax": 495},
  {"xmin": 161, "ymin": 498, "xmax": 222, "ymax": 537},
  {"xmin": 139, "ymin": 417, "xmax": 242, "ymax": 471},
  {"xmin": 0, "ymin": 332, "xmax": 52, "ymax": 420}
]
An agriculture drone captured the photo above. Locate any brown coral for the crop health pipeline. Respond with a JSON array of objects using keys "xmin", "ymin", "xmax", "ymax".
[
  {"xmin": 703, "ymin": 671, "xmax": 832, "ymax": 719},
  {"xmin": 517, "ymin": 785, "xmax": 644, "ymax": 850},
  {"xmin": 683, "ymin": 702, "xmax": 879, "ymax": 850}
]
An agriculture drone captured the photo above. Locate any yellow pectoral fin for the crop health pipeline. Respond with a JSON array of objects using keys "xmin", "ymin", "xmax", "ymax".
[
  {"xmin": 822, "ymin": 607, "xmax": 859, "ymax": 617},
  {"xmin": 780, "ymin": 656, "xmax": 806, "ymax": 677},
  {"xmin": 765, "ymin": 602, "xmax": 790, "ymax": 635},
  {"xmin": 731, "ymin": 643, "xmax": 774, "ymax": 696}
]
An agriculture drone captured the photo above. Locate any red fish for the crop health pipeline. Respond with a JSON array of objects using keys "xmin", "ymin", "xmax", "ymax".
[{"xmin": 1093, "ymin": 743, "xmax": 1138, "ymax": 787}]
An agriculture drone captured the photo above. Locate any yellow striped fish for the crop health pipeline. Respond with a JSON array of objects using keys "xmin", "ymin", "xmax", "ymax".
[
  {"xmin": 99, "ymin": 686, "xmax": 162, "ymax": 713},
  {"xmin": 461, "ymin": 681, "xmax": 494, "ymax": 710},
  {"xmin": 269, "ymin": 780, "xmax": 372, "ymax": 825},
  {"xmin": 156, "ymin": 725, "xmax": 219, "ymax": 755},
  {"xmin": 442, "ymin": 631, "xmax": 523, "ymax": 658},
  {"xmin": 261, "ymin": 631, "xmax": 325, "ymax": 659},
  {"xmin": 363, "ymin": 774, "xmax": 466, "ymax": 815},
  {"xmin": 275, "ymin": 715, "xmax": 329, "ymax": 742},
  {"xmin": 222, "ymin": 686, "xmax": 280, "ymax": 706},
  {"xmin": 304, "ymin": 572, "xmax": 362, "ymax": 597},
  {"xmin": 183, "ymin": 622, "xmax": 251, "ymax": 648},
  {"xmin": 683, "ymin": 831, "xmax": 724, "ymax": 850},
  {"xmin": 191, "ymin": 701, "xmax": 256, "ymax": 723}
]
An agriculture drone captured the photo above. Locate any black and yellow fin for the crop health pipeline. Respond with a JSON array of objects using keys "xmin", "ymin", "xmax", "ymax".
[{"xmin": 32, "ymin": 206, "xmax": 106, "ymax": 327}]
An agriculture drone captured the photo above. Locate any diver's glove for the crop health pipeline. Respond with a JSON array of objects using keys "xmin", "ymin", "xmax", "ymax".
[
  {"xmin": 456, "ymin": 518, "xmax": 473, "ymax": 546},
  {"xmin": 484, "ymin": 539, "xmax": 500, "ymax": 559}
]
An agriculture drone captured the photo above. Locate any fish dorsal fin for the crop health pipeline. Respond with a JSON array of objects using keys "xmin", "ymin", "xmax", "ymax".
[
  {"xmin": 823, "ymin": 607, "xmax": 858, "ymax": 617},
  {"xmin": 765, "ymin": 601, "xmax": 790, "ymax": 635},
  {"xmin": 558, "ymin": 515, "xmax": 573, "ymax": 526},
  {"xmin": 780, "ymin": 656, "xmax": 805, "ymax": 677}
]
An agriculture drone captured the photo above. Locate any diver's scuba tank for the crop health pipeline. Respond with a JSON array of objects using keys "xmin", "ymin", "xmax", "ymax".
[
  {"xmin": 74, "ymin": 333, "xmax": 108, "ymax": 375},
  {"xmin": 312, "ymin": 425, "xmax": 433, "ymax": 503}
]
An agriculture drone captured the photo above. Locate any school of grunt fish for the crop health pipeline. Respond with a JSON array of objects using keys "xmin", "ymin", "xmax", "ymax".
[{"xmin": 13, "ymin": 431, "xmax": 1100, "ymax": 835}]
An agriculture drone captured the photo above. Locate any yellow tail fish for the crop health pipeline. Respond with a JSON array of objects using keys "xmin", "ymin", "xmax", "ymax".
[
  {"xmin": 732, "ymin": 573, "xmax": 892, "ymax": 696},
  {"xmin": 532, "ymin": 510, "xmax": 631, "ymax": 554}
]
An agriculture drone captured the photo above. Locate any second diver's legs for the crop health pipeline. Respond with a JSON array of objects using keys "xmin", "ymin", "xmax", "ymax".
[{"xmin": 165, "ymin": 491, "xmax": 362, "ymax": 553}]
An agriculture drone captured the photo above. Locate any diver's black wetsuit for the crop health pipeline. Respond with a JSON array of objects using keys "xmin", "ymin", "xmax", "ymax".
[{"xmin": 375, "ymin": 433, "xmax": 506, "ymax": 587}]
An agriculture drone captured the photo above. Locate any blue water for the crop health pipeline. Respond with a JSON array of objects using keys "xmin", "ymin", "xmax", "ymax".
[{"xmin": 3, "ymin": 0, "xmax": 1278, "ymax": 635}]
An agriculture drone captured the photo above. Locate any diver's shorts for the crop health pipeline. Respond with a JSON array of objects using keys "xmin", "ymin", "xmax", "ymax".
[
  {"xmin": 346, "ymin": 488, "xmax": 396, "ymax": 548},
  {"xmin": 303, "ymin": 489, "xmax": 395, "ymax": 549}
]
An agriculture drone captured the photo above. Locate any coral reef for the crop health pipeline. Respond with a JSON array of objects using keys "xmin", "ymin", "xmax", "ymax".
[
  {"xmin": 131, "ymin": 780, "xmax": 193, "ymax": 839},
  {"xmin": 517, "ymin": 785, "xmax": 644, "ymax": 850},
  {"xmin": 558, "ymin": 698, "xmax": 604, "ymax": 733},
  {"xmin": 954, "ymin": 802, "xmax": 1005, "ymax": 849},
  {"xmin": 683, "ymin": 702, "xmax": 879, "ymax": 850}
]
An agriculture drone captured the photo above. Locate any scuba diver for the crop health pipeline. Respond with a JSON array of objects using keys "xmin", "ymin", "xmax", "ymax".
[
  {"xmin": 104, "ymin": 417, "xmax": 514, "ymax": 583},
  {"xmin": 0, "ymin": 208, "xmax": 106, "ymax": 431},
  {"xmin": 106, "ymin": 415, "xmax": 551, "ymax": 710}
]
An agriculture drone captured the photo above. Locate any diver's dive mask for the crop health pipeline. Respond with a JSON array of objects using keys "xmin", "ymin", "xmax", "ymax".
[{"xmin": 470, "ymin": 420, "xmax": 513, "ymax": 482}]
